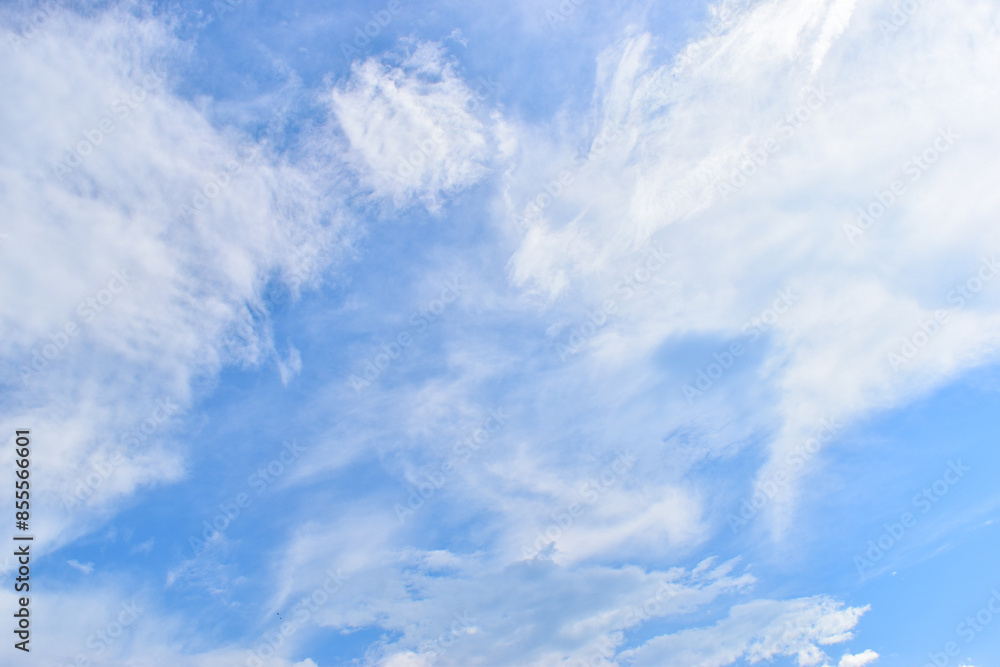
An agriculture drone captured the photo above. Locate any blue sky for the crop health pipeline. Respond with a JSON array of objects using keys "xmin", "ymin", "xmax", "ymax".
[{"xmin": 2, "ymin": 0, "xmax": 1000, "ymax": 665}]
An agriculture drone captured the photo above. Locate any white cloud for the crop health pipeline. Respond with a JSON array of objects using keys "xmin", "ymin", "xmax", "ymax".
[
  {"xmin": 501, "ymin": 0, "xmax": 1000, "ymax": 535},
  {"xmin": 3, "ymin": 0, "xmax": 990, "ymax": 663},
  {"xmin": 129, "ymin": 538, "xmax": 155, "ymax": 555},
  {"xmin": 620, "ymin": 597, "xmax": 872, "ymax": 667},
  {"xmin": 331, "ymin": 40, "xmax": 504, "ymax": 211},
  {"xmin": 379, "ymin": 652, "xmax": 432, "ymax": 667},
  {"xmin": 837, "ymin": 649, "xmax": 879, "ymax": 667},
  {"xmin": 271, "ymin": 537, "xmax": 759, "ymax": 666},
  {"xmin": 243, "ymin": 515, "xmax": 872, "ymax": 667},
  {"xmin": 67, "ymin": 559, "xmax": 95, "ymax": 574},
  {"xmin": 277, "ymin": 343, "xmax": 303, "ymax": 385},
  {"xmin": 0, "ymin": 6, "xmax": 350, "ymax": 557}
]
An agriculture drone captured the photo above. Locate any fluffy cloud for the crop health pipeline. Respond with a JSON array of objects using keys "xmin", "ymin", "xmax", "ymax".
[
  {"xmin": 837, "ymin": 649, "xmax": 880, "ymax": 667},
  {"xmin": 331, "ymin": 40, "xmax": 509, "ymax": 211}
]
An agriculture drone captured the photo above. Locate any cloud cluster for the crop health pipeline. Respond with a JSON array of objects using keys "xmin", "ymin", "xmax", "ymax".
[
  {"xmin": 621, "ymin": 596, "xmax": 872, "ymax": 666},
  {"xmin": 0, "ymin": 6, "xmax": 347, "ymax": 550},
  {"xmin": 502, "ymin": 0, "xmax": 1000, "ymax": 534},
  {"xmin": 331, "ymin": 40, "xmax": 508, "ymax": 211},
  {"xmin": 261, "ymin": 534, "xmax": 873, "ymax": 667},
  {"xmin": 6, "ymin": 0, "xmax": 997, "ymax": 663}
]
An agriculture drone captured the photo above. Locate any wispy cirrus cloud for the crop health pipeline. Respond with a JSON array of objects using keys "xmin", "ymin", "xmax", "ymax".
[
  {"xmin": 3, "ymin": 0, "xmax": 999, "ymax": 664},
  {"xmin": 501, "ymin": 0, "xmax": 1000, "ymax": 537},
  {"xmin": 0, "ymin": 5, "xmax": 351, "ymax": 553}
]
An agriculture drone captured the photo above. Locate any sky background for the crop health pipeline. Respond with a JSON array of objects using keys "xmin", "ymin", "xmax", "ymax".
[{"xmin": 1, "ymin": 0, "xmax": 999, "ymax": 665}]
